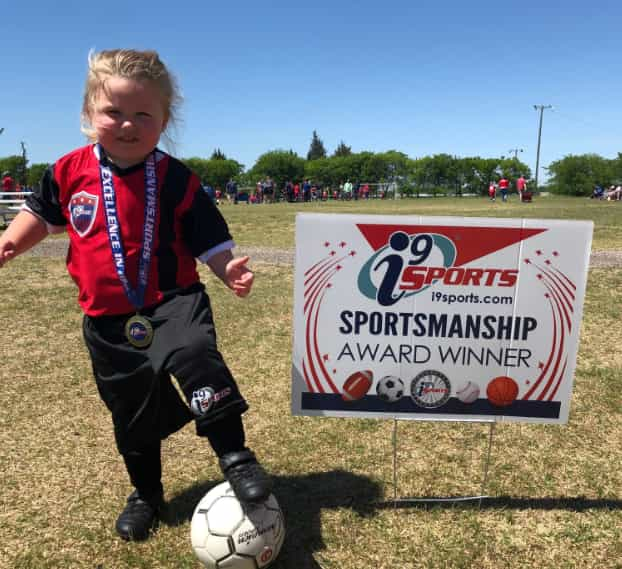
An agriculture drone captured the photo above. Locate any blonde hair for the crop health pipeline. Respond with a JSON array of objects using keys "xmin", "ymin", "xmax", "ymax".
[{"xmin": 80, "ymin": 48, "xmax": 181, "ymax": 150}]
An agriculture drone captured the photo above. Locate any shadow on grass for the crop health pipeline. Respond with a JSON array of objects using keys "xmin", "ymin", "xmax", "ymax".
[
  {"xmin": 376, "ymin": 495, "xmax": 622, "ymax": 511},
  {"xmin": 164, "ymin": 469, "xmax": 382, "ymax": 569}
]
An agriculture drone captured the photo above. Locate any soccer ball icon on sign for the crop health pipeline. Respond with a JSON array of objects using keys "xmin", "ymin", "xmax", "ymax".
[
  {"xmin": 376, "ymin": 375, "xmax": 405, "ymax": 403},
  {"xmin": 191, "ymin": 481, "xmax": 285, "ymax": 568}
]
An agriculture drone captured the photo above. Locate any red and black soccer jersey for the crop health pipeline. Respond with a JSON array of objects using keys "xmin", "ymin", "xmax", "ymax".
[{"xmin": 26, "ymin": 144, "xmax": 233, "ymax": 316}]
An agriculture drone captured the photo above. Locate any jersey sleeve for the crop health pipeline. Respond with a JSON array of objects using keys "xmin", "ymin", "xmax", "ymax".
[
  {"xmin": 24, "ymin": 165, "xmax": 67, "ymax": 228},
  {"xmin": 182, "ymin": 182, "xmax": 234, "ymax": 259}
]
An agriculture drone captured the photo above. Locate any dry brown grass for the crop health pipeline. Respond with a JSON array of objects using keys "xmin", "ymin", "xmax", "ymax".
[{"xmin": 1, "ymin": 201, "xmax": 622, "ymax": 568}]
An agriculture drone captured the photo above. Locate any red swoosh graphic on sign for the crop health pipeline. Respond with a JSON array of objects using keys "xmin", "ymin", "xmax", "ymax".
[{"xmin": 356, "ymin": 224, "xmax": 547, "ymax": 266}]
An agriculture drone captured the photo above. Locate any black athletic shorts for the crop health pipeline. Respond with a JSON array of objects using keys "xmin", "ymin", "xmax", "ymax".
[{"xmin": 83, "ymin": 286, "xmax": 249, "ymax": 454}]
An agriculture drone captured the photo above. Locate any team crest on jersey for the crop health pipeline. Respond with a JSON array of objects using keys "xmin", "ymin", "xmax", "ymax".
[{"xmin": 69, "ymin": 191, "xmax": 99, "ymax": 237}]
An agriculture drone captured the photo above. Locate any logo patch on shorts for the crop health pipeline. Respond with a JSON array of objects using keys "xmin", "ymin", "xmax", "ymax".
[
  {"xmin": 190, "ymin": 387, "xmax": 232, "ymax": 416},
  {"xmin": 69, "ymin": 191, "xmax": 99, "ymax": 237}
]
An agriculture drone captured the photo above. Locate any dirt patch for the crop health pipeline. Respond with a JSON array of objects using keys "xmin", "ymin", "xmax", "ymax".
[
  {"xmin": 587, "ymin": 250, "xmax": 622, "ymax": 268},
  {"xmin": 21, "ymin": 239, "xmax": 297, "ymax": 265},
  {"xmin": 19, "ymin": 238, "xmax": 622, "ymax": 268}
]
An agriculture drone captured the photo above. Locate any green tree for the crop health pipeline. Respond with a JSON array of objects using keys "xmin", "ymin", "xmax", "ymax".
[
  {"xmin": 210, "ymin": 148, "xmax": 227, "ymax": 160},
  {"xmin": 306, "ymin": 130, "xmax": 327, "ymax": 161},
  {"xmin": 304, "ymin": 157, "xmax": 332, "ymax": 186},
  {"xmin": 205, "ymin": 159, "xmax": 243, "ymax": 190},
  {"xmin": 547, "ymin": 154, "xmax": 612, "ymax": 196},
  {"xmin": 454, "ymin": 157, "xmax": 482, "ymax": 194},
  {"xmin": 610, "ymin": 152, "xmax": 622, "ymax": 183},
  {"xmin": 26, "ymin": 163, "xmax": 50, "ymax": 188},
  {"xmin": 410, "ymin": 154, "xmax": 456, "ymax": 195},
  {"xmin": 181, "ymin": 156, "xmax": 242, "ymax": 190},
  {"xmin": 499, "ymin": 157, "xmax": 531, "ymax": 184},
  {"xmin": 0, "ymin": 155, "xmax": 24, "ymax": 180},
  {"xmin": 251, "ymin": 150, "xmax": 305, "ymax": 190},
  {"xmin": 182, "ymin": 157, "xmax": 210, "ymax": 181},
  {"xmin": 472, "ymin": 157, "xmax": 503, "ymax": 195},
  {"xmin": 332, "ymin": 141, "xmax": 352, "ymax": 157},
  {"xmin": 361, "ymin": 153, "xmax": 388, "ymax": 183}
]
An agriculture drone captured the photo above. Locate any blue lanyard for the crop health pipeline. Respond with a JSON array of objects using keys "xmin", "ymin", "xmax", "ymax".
[{"xmin": 97, "ymin": 144, "xmax": 158, "ymax": 311}]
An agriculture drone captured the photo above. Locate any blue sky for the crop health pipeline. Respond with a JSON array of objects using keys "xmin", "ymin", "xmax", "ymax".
[{"xmin": 1, "ymin": 0, "xmax": 620, "ymax": 181}]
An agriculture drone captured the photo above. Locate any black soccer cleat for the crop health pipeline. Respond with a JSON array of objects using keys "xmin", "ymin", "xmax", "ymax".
[
  {"xmin": 115, "ymin": 489, "xmax": 162, "ymax": 541},
  {"xmin": 219, "ymin": 449, "xmax": 273, "ymax": 504}
]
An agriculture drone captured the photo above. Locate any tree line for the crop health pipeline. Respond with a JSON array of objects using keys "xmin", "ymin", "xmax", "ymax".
[
  {"xmin": 2, "ymin": 131, "xmax": 620, "ymax": 197},
  {"xmin": 546, "ymin": 153, "xmax": 622, "ymax": 196}
]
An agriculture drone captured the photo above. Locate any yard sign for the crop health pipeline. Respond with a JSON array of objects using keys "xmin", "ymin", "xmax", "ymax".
[{"xmin": 291, "ymin": 214, "xmax": 592, "ymax": 424}]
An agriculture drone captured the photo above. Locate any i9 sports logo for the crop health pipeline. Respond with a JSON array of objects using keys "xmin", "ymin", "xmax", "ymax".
[
  {"xmin": 357, "ymin": 229, "xmax": 523, "ymax": 307},
  {"xmin": 358, "ymin": 231, "xmax": 457, "ymax": 306}
]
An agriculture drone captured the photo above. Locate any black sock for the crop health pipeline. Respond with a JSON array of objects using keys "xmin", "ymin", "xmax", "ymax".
[
  {"xmin": 122, "ymin": 441, "xmax": 163, "ymax": 500},
  {"xmin": 205, "ymin": 413, "xmax": 246, "ymax": 458}
]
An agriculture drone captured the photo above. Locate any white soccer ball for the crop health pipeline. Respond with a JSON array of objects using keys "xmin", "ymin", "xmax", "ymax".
[
  {"xmin": 191, "ymin": 482, "xmax": 285, "ymax": 569},
  {"xmin": 455, "ymin": 380, "xmax": 480, "ymax": 404},
  {"xmin": 376, "ymin": 375, "xmax": 405, "ymax": 403}
]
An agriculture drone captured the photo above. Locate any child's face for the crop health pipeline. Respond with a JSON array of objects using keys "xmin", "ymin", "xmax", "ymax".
[{"xmin": 89, "ymin": 76, "xmax": 168, "ymax": 168}]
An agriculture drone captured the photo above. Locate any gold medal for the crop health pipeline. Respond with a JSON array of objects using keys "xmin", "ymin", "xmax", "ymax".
[{"xmin": 124, "ymin": 315, "xmax": 154, "ymax": 348}]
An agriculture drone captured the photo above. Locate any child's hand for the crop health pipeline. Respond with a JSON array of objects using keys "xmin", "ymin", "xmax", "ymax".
[
  {"xmin": 225, "ymin": 256, "xmax": 254, "ymax": 297},
  {"xmin": 0, "ymin": 241, "xmax": 17, "ymax": 268}
]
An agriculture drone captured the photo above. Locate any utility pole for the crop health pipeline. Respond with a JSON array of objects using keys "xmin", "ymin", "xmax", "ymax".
[
  {"xmin": 508, "ymin": 148, "xmax": 523, "ymax": 159},
  {"xmin": 533, "ymin": 105, "xmax": 553, "ymax": 192},
  {"xmin": 20, "ymin": 141, "xmax": 28, "ymax": 186}
]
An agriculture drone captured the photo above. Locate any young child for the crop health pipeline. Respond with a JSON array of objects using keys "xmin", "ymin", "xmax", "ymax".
[
  {"xmin": 488, "ymin": 181, "xmax": 497, "ymax": 201},
  {"xmin": 0, "ymin": 49, "xmax": 271, "ymax": 542}
]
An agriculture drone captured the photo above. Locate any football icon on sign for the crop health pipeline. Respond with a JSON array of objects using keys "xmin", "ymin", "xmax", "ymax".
[{"xmin": 342, "ymin": 370, "xmax": 373, "ymax": 401}]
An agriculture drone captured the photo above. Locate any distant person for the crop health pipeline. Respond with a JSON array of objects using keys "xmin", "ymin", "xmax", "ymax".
[
  {"xmin": 488, "ymin": 181, "xmax": 497, "ymax": 201},
  {"xmin": 1, "ymin": 172, "xmax": 14, "ymax": 200},
  {"xmin": 353, "ymin": 182, "xmax": 360, "ymax": 200},
  {"xmin": 262, "ymin": 177, "xmax": 274, "ymax": 204},
  {"xmin": 302, "ymin": 179, "xmax": 311, "ymax": 202},
  {"xmin": 343, "ymin": 180, "xmax": 353, "ymax": 200},
  {"xmin": 591, "ymin": 185, "xmax": 604, "ymax": 199},
  {"xmin": 498, "ymin": 176, "xmax": 509, "ymax": 202},
  {"xmin": 606, "ymin": 185, "xmax": 622, "ymax": 201},
  {"xmin": 225, "ymin": 178, "xmax": 238, "ymax": 204},
  {"xmin": 516, "ymin": 175, "xmax": 527, "ymax": 202}
]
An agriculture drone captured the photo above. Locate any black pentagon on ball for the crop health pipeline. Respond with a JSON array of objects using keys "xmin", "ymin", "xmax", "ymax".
[{"xmin": 386, "ymin": 380, "xmax": 395, "ymax": 389}]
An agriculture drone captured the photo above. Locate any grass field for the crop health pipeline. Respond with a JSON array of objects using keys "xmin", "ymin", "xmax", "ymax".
[{"xmin": 1, "ymin": 195, "xmax": 621, "ymax": 568}]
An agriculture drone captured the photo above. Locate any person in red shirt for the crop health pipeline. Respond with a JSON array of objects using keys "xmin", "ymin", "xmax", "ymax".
[
  {"xmin": 1, "ymin": 172, "xmax": 14, "ymax": 200},
  {"xmin": 0, "ymin": 49, "xmax": 271, "ymax": 542},
  {"xmin": 516, "ymin": 175, "xmax": 527, "ymax": 202},
  {"xmin": 499, "ymin": 176, "xmax": 509, "ymax": 201},
  {"xmin": 488, "ymin": 181, "xmax": 497, "ymax": 201}
]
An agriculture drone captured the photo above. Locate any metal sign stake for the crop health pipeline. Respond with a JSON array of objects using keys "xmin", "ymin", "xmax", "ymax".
[{"xmin": 390, "ymin": 418, "xmax": 497, "ymax": 506}]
